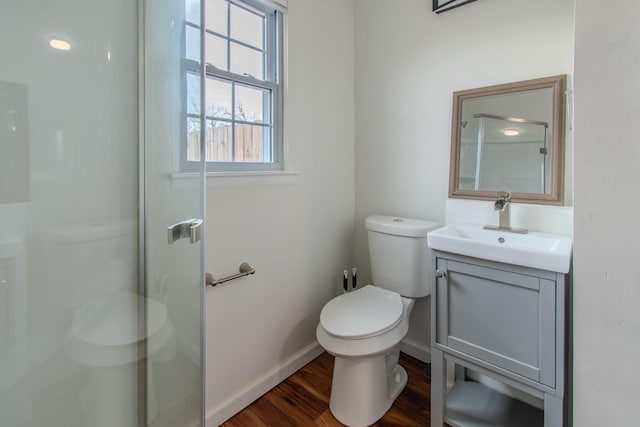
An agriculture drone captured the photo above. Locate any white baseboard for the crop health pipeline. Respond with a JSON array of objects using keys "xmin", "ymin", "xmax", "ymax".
[
  {"xmin": 205, "ymin": 341, "xmax": 324, "ymax": 426},
  {"xmin": 400, "ymin": 337, "xmax": 431, "ymax": 363}
]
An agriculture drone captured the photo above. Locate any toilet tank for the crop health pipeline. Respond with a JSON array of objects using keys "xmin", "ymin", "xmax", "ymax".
[
  {"xmin": 42, "ymin": 219, "xmax": 137, "ymax": 308},
  {"xmin": 365, "ymin": 215, "xmax": 440, "ymax": 298}
]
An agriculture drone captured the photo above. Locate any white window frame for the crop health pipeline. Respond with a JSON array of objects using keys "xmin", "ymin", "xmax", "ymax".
[{"xmin": 183, "ymin": 0, "xmax": 285, "ymax": 173}]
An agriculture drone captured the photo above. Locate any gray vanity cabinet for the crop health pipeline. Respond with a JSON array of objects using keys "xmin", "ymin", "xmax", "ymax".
[{"xmin": 430, "ymin": 251, "xmax": 569, "ymax": 427}]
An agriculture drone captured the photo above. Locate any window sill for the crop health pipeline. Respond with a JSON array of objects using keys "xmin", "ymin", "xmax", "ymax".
[{"xmin": 170, "ymin": 170, "xmax": 300, "ymax": 189}]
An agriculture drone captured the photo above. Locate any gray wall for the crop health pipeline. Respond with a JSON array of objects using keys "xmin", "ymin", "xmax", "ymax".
[{"xmin": 573, "ymin": 0, "xmax": 640, "ymax": 425}]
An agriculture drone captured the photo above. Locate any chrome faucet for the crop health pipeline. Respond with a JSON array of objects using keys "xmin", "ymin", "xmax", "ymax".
[
  {"xmin": 484, "ymin": 192, "xmax": 528, "ymax": 234},
  {"xmin": 494, "ymin": 191, "xmax": 511, "ymax": 229}
]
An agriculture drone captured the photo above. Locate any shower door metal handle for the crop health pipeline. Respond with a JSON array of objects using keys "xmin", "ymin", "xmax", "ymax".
[
  {"xmin": 168, "ymin": 219, "xmax": 204, "ymax": 244},
  {"xmin": 188, "ymin": 219, "xmax": 203, "ymax": 244}
]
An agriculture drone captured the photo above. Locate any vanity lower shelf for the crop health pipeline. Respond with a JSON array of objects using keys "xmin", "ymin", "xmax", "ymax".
[{"xmin": 445, "ymin": 380, "xmax": 543, "ymax": 427}]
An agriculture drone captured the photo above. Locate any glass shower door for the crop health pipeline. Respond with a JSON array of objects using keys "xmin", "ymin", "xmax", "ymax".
[
  {"xmin": 142, "ymin": 0, "xmax": 205, "ymax": 425},
  {"xmin": 0, "ymin": 0, "xmax": 145, "ymax": 426},
  {"xmin": 0, "ymin": 0, "xmax": 205, "ymax": 426},
  {"xmin": 142, "ymin": 0, "xmax": 205, "ymax": 427}
]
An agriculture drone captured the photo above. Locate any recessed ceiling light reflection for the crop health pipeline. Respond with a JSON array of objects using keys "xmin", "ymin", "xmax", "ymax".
[
  {"xmin": 49, "ymin": 38, "xmax": 71, "ymax": 51},
  {"xmin": 504, "ymin": 129, "xmax": 520, "ymax": 136}
]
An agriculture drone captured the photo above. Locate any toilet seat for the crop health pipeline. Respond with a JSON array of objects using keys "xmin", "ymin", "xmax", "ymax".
[
  {"xmin": 320, "ymin": 285, "xmax": 403, "ymax": 339},
  {"xmin": 66, "ymin": 291, "xmax": 174, "ymax": 368},
  {"xmin": 65, "ymin": 291, "xmax": 173, "ymax": 426},
  {"xmin": 72, "ymin": 291, "xmax": 168, "ymax": 347}
]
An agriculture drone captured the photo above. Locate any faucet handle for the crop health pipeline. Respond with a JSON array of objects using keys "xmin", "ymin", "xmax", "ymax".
[{"xmin": 497, "ymin": 191, "xmax": 511, "ymax": 201}]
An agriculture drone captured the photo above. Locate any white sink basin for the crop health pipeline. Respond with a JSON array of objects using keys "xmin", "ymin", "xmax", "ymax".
[{"xmin": 427, "ymin": 223, "xmax": 572, "ymax": 273}]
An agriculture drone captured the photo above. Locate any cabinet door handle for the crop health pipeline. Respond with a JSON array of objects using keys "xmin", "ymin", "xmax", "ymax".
[{"xmin": 435, "ymin": 269, "xmax": 447, "ymax": 278}]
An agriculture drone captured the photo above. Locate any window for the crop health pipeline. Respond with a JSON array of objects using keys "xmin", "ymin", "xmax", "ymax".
[{"xmin": 184, "ymin": 0, "xmax": 285, "ymax": 172}]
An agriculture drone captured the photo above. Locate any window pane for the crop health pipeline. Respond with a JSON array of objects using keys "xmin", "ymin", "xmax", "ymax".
[
  {"xmin": 205, "ymin": 33, "xmax": 227, "ymax": 70},
  {"xmin": 206, "ymin": 77, "xmax": 232, "ymax": 119},
  {"xmin": 206, "ymin": 0, "xmax": 228, "ymax": 35},
  {"xmin": 183, "ymin": 0, "xmax": 282, "ymax": 171},
  {"xmin": 234, "ymin": 123, "xmax": 270, "ymax": 162},
  {"xmin": 230, "ymin": 3, "xmax": 264, "ymax": 48},
  {"xmin": 235, "ymin": 84, "xmax": 269, "ymax": 124},
  {"xmin": 187, "ymin": 73, "xmax": 201, "ymax": 115},
  {"xmin": 206, "ymin": 120, "xmax": 233, "ymax": 162},
  {"xmin": 187, "ymin": 116, "xmax": 201, "ymax": 162},
  {"xmin": 185, "ymin": 0, "xmax": 201, "ymax": 25},
  {"xmin": 230, "ymin": 42, "xmax": 263, "ymax": 79},
  {"xmin": 261, "ymin": 125, "xmax": 273, "ymax": 162},
  {"xmin": 185, "ymin": 25, "xmax": 201, "ymax": 62}
]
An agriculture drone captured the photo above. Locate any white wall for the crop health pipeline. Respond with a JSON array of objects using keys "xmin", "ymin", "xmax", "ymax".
[
  {"xmin": 204, "ymin": 0, "xmax": 355, "ymax": 424},
  {"xmin": 573, "ymin": 0, "xmax": 640, "ymax": 425},
  {"xmin": 353, "ymin": 0, "xmax": 574, "ymax": 360}
]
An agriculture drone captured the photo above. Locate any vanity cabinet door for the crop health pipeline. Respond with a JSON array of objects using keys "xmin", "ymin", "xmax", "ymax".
[{"xmin": 435, "ymin": 258, "xmax": 557, "ymax": 387}]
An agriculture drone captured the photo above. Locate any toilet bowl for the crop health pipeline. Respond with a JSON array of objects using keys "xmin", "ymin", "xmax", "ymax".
[
  {"xmin": 42, "ymin": 220, "xmax": 174, "ymax": 427},
  {"xmin": 64, "ymin": 291, "xmax": 174, "ymax": 427},
  {"xmin": 316, "ymin": 215, "xmax": 440, "ymax": 427},
  {"xmin": 317, "ymin": 285, "xmax": 415, "ymax": 427}
]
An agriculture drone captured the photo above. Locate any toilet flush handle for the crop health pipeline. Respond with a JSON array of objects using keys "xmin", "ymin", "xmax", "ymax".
[{"xmin": 435, "ymin": 269, "xmax": 447, "ymax": 279}]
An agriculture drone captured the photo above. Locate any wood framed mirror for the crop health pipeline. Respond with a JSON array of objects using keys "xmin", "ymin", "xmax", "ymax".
[{"xmin": 449, "ymin": 75, "xmax": 566, "ymax": 205}]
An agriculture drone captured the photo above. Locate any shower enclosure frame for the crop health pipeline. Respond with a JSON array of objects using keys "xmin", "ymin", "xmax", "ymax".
[
  {"xmin": 137, "ymin": 0, "xmax": 207, "ymax": 425},
  {"xmin": 471, "ymin": 113, "xmax": 549, "ymax": 194}
]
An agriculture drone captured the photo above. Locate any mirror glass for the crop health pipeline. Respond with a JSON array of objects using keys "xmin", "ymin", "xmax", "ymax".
[{"xmin": 449, "ymin": 75, "xmax": 566, "ymax": 205}]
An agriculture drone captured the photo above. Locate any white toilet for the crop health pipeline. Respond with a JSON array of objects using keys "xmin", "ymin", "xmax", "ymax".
[
  {"xmin": 43, "ymin": 220, "xmax": 174, "ymax": 427},
  {"xmin": 316, "ymin": 215, "xmax": 439, "ymax": 427}
]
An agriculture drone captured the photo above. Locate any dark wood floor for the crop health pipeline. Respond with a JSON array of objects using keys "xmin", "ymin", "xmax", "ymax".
[{"xmin": 221, "ymin": 351, "xmax": 431, "ymax": 426}]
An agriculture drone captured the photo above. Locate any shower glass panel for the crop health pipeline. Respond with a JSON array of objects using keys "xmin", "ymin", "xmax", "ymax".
[
  {"xmin": 143, "ymin": 0, "xmax": 205, "ymax": 425},
  {"xmin": 0, "ymin": 0, "xmax": 205, "ymax": 426},
  {"xmin": 459, "ymin": 115, "xmax": 549, "ymax": 194}
]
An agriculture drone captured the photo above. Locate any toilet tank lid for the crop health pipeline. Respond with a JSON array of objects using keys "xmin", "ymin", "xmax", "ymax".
[
  {"xmin": 365, "ymin": 215, "xmax": 440, "ymax": 237},
  {"xmin": 44, "ymin": 219, "xmax": 137, "ymax": 244}
]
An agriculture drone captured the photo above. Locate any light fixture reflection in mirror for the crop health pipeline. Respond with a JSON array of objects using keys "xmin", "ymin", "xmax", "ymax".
[
  {"xmin": 449, "ymin": 75, "xmax": 566, "ymax": 205},
  {"xmin": 49, "ymin": 38, "xmax": 71, "ymax": 51}
]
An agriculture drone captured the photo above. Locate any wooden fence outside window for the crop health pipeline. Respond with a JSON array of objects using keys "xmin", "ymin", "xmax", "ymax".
[{"xmin": 187, "ymin": 124, "xmax": 266, "ymax": 162}]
